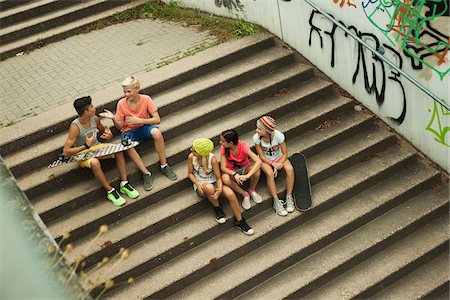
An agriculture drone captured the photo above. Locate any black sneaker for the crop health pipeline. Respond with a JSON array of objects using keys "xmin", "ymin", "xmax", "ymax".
[
  {"xmin": 213, "ymin": 206, "xmax": 226, "ymax": 224},
  {"xmin": 234, "ymin": 217, "xmax": 254, "ymax": 235}
]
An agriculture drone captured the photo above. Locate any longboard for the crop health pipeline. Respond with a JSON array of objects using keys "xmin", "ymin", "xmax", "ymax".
[
  {"xmin": 48, "ymin": 141, "xmax": 139, "ymax": 168},
  {"xmin": 290, "ymin": 152, "xmax": 312, "ymax": 211}
]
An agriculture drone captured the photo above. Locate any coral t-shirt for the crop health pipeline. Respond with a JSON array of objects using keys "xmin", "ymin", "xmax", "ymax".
[
  {"xmin": 220, "ymin": 140, "xmax": 251, "ymax": 170},
  {"xmin": 116, "ymin": 94, "xmax": 157, "ymax": 133}
]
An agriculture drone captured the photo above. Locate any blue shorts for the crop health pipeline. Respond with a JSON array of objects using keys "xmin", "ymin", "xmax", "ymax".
[{"xmin": 121, "ymin": 124, "xmax": 157, "ymax": 141}]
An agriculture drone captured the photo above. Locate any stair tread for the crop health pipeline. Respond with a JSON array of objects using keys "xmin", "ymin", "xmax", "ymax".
[
  {"xmin": 372, "ymin": 250, "xmax": 449, "ymax": 300},
  {"xmin": 103, "ymin": 144, "xmax": 422, "ymax": 300},
  {"xmin": 238, "ymin": 193, "xmax": 449, "ymax": 300},
  {"xmin": 64, "ymin": 110, "xmax": 376, "ymax": 264},
  {"xmin": 172, "ymin": 164, "xmax": 442, "ymax": 300},
  {"xmin": 0, "ymin": 0, "xmax": 56, "ymax": 20},
  {"xmin": 0, "ymin": 0, "xmax": 148, "ymax": 54}
]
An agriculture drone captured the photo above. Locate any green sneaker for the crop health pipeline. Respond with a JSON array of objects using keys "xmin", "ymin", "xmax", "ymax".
[
  {"xmin": 107, "ymin": 189, "xmax": 126, "ymax": 206},
  {"xmin": 120, "ymin": 182, "xmax": 140, "ymax": 199}
]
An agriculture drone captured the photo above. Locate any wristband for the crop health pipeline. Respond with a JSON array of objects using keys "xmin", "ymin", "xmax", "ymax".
[
  {"xmin": 84, "ymin": 143, "xmax": 90, "ymax": 149},
  {"xmin": 233, "ymin": 172, "xmax": 238, "ymax": 178}
]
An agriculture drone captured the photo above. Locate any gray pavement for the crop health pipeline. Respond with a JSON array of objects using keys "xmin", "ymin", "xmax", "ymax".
[{"xmin": 0, "ymin": 19, "xmax": 219, "ymax": 127}]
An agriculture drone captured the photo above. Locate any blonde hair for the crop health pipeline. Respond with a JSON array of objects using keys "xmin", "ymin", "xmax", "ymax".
[{"xmin": 121, "ymin": 76, "xmax": 140, "ymax": 89}]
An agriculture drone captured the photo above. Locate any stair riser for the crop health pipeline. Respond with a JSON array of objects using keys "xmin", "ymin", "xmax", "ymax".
[
  {"xmin": 0, "ymin": 37, "xmax": 277, "ymax": 157},
  {"xmin": 220, "ymin": 175, "xmax": 441, "ymax": 299},
  {"xmin": 0, "ymin": 0, "xmax": 34, "ymax": 11},
  {"xmin": 1, "ymin": 1, "xmax": 131, "ymax": 45},
  {"xmin": 287, "ymin": 205, "xmax": 449, "ymax": 299},
  {"xmin": 357, "ymin": 239, "xmax": 449, "ymax": 299},
  {"xmin": 145, "ymin": 155, "xmax": 418, "ymax": 299},
  {"xmin": 157, "ymin": 55, "xmax": 298, "ymax": 121},
  {"xmin": 0, "ymin": 1, "xmax": 82, "ymax": 28},
  {"xmin": 143, "ymin": 37, "xmax": 276, "ymax": 96}
]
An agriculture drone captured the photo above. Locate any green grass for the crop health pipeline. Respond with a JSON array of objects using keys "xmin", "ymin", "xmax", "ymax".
[{"xmin": 86, "ymin": 0, "xmax": 261, "ymax": 42}]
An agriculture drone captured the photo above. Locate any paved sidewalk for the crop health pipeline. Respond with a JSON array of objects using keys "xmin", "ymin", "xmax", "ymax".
[{"xmin": 0, "ymin": 19, "xmax": 219, "ymax": 127}]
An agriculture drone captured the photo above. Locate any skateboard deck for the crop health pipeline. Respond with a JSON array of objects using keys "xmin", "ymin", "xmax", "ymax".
[
  {"xmin": 48, "ymin": 141, "xmax": 139, "ymax": 168},
  {"xmin": 290, "ymin": 152, "xmax": 312, "ymax": 211}
]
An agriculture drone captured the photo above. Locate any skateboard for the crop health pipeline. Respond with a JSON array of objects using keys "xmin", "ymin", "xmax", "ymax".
[
  {"xmin": 48, "ymin": 140, "xmax": 139, "ymax": 168},
  {"xmin": 290, "ymin": 152, "xmax": 312, "ymax": 211}
]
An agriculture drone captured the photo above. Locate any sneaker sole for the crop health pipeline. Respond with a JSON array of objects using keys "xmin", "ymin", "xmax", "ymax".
[
  {"xmin": 216, "ymin": 218, "xmax": 226, "ymax": 224},
  {"xmin": 236, "ymin": 226, "xmax": 254, "ymax": 235},
  {"xmin": 120, "ymin": 190, "xmax": 140, "ymax": 199}
]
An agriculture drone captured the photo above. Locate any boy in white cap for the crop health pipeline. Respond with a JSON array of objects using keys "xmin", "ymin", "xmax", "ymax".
[
  {"xmin": 254, "ymin": 116, "xmax": 295, "ymax": 216},
  {"xmin": 188, "ymin": 138, "xmax": 254, "ymax": 235}
]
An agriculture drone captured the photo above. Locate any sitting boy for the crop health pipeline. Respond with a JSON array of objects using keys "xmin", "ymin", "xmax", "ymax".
[
  {"xmin": 63, "ymin": 96, "xmax": 139, "ymax": 206},
  {"xmin": 100, "ymin": 76, "xmax": 177, "ymax": 190}
]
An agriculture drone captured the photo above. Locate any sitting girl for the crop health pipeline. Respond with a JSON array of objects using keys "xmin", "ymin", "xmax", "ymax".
[
  {"xmin": 254, "ymin": 116, "xmax": 295, "ymax": 216},
  {"xmin": 219, "ymin": 129, "xmax": 262, "ymax": 210},
  {"xmin": 188, "ymin": 138, "xmax": 254, "ymax": 235}
]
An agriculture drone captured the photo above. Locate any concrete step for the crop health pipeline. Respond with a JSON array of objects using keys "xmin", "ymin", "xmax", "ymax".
[
  {"xmin": 100, "ymin": 143, "xmax": 418, "ymax": 299},
  {"xmin": 5, "ymin": 44, "xmax": 298, "ymax": 177},
  {"xmin": 372, "ymin": 250, "xmax": 449, "ymax": 300},
  {"xmin": 0, "ymin": 0, "xmax": 80, "ymax": 28},
  {"xmin": 0, "ymin": 0, "xmax": 137, "ymax": 45},
  {"xmin": 63, "ymin": 108, "xmax": 376, "ymax": 268},
  {"xmin": 0, "ymin": 0, "xmax": 34, "ymax": 12},
  {"xmin": 0, "ymin": 0, "xmax": 147, "ymax": 59},
  {"xmin": 0, "ymin": 33, "xmax": 275, "ymax": 156},
  {"xmin": 172, "ymin": 163, "xmax": 442, "ymax": 300},
  {"xmin": 237, "ymin": 191, "xmax": 449, "ymax": 300},
  {"xmin": 43, "ymin": 91, "xmax": 348, "ymax": 243}
]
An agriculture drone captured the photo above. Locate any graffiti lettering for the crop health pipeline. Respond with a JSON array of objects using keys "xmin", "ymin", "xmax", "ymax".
[
  {"xmin": 215, "ymin": 0, "xmax": 244, "ymax": 12},
  {"xmin": 333, "ymin": 0, "xmax": 357, "ymax": 9},
  {"xmin": 426, "ymin": 100, "xmax": 450, "ymax": 146},
  {"xmin": 309, "ymin": 10, "xmax": 407, "ymax": 124}
]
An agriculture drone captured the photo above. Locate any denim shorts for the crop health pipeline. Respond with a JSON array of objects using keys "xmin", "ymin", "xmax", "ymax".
[{"xmin": 121, "ymin": 124, "xmax": 157, "ymax": 141}]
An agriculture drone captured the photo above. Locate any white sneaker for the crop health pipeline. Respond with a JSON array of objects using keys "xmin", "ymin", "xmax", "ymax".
[
  {"xmin": 273, "ymin": 199, "xmax": 288, "ymax": 216},
  {"xmin": 249, "ymin": 190, "xmax": 263, "ymax": 204},
  {"xmin": 242, "ymin": 193, "xmax": 251, "ymax": 210},
  {"xmin": 285, "ymin": 195, "xmax": 295, "ymax": 213}
]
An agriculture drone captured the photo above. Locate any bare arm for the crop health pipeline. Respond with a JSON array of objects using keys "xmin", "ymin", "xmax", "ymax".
[
  {"xmin": 244, "ymin": 149, "xmax": 262, "ymax": 178},
  {"xmin": 63, "ymin": 124, "xmax": 96, "ymax": 157}
]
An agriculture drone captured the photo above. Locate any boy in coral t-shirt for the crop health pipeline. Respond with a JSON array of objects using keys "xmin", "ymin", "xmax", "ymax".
[{"xmin": 100, "ymin": 76, "xmax": 177, "ymax": 191}]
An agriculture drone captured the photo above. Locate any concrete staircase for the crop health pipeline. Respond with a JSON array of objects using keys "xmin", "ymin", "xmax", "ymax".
[
  {"xmin": 1, "ymin": 34, "xmax": 448, "ymax": 299},
  {"xmin": 0, "ymin": 0, "xmax": 147, "ymax": 59}
]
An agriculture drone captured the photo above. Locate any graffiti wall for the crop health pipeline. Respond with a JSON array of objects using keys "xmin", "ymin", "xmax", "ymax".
[{"xmin": 164, "ymin": 0, "xmax": 449, "ymax": 171}]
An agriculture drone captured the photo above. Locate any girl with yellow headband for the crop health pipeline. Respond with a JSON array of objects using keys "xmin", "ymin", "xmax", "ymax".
[{"xmin": 188, "ymin": 138, "xmax": 254, "ymax": 235}]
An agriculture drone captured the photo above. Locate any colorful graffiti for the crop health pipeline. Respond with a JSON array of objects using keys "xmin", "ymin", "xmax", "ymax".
[
  {"xmin": 426, "ymin": 99, "xmax": 450, "ymax": 146},
  {"xmin": 362, "ymin": 0, "xmax": 449, "ymax": 80},
  {"xmin": 215, "ymin": 0, "xmax": 244, "ymax": 11},
  {"xmin": 333, "ymin": 0, "xmax": 357, "ymax": 8}
]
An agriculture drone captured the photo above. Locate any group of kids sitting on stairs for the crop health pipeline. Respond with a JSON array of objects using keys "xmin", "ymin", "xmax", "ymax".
[{"xmin": 64, "ymin": 76, "xmax": 295, "ymax": 236}]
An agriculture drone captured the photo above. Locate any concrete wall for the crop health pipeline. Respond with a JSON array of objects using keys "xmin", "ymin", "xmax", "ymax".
[{"xmin": 169, "ymin": 0, "xmax": 449, "ymax": 172}]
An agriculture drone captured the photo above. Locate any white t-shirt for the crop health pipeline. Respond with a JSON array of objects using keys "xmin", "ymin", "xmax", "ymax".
[
  {"xmin": 192, "ymin": 153, "xmax": 216, "ymax": 184},
  {"xmin": 253, "ymin": 130, "xmax": 285, "ymax": 160}
]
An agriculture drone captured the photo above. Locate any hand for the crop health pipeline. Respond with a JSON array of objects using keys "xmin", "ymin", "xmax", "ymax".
[
  {"xmin": 273, "ymin": 161, "xmax": 283, "ymax": 170},
  {"xmin": 100, "ymin": 127, "xmax": 113, "ymax": 140},
  {"xmin": 273, "ymin": 168, "xmax": 278, "ymax": 178},
  {"xmin": 235, "ymin": 173, "xmax": 248, "ymax": 185},
  {"xmin": 125, "ymin": 115, "xmax": 141, "ymax": 124},
  {"xmin": 213, "ymin": 187, "xmax": 222, "ymax": 200},
  {"xmin": 196, "ymin": 182, "xmax": 203, "ymax": 195},
  {"xmin": 85, "ymin": 130, "xmax": 97, "ymax": 147},
  {"xmin": 99, "ymin": 109, "xmax": 114, "ymax": 119}
]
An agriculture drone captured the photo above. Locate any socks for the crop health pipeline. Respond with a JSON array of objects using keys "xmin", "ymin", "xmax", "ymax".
[
  {"xmin": 160, "ymin": 164, "xmax": 168, "ymax": 169},
  {"xmin": 120, "ymin": 181, "xmax": 128, "ymax": 187}
]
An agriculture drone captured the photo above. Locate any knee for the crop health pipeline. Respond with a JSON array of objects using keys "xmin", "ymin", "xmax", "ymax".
[
  {"xmin": 151, "ymin": 128, "xmax": 163, "ymax": 140},
  {"xmin": 222, "ymin": 174, "xmax": 232, "ymax": 185}
]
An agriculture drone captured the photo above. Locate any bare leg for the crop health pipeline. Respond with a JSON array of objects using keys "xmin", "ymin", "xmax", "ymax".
[
  {"xmin": 284, "ymin": 160, "xmax": 295, "ymax": 195},
  {"xmin": 261, "ymin": 162, "xmax": 277, "ymax": 199},
  {"xmin": 114, "ymin": 152, "xmax": 128, "ymax": 181},
  {"xmin": 126, "ymin": 147, "xmax": 150, "ymax": 174},
  {"xmin": 222, "ymin": 185, "xmax": 242, "ymax": 221},
  {"xmin": 201, "ymin": 183, "xmax": 219, "ymax": 207},
  {"xmin": 151, "ymin": 128, "xmax": 167, "ymax": 165},
  {"xmin": 246, "ymin": 164, "xmax": 261, "ymax": 191},
  {"xmin": 90, "ymin": 158, "xmax": 113, "ymax": 191},
  {"xmin": 222, "ymin": 173, "xmax": 246, "ymax": 196}
]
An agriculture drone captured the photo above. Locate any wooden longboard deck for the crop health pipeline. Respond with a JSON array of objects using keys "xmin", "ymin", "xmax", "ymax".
[
  {"xmin": 290, "ymin": 152, "xmax": 312, "ymax": 211},
  {"xmin": 48, "ymin": 141, "xmax": 139, "ymax": 168}
]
